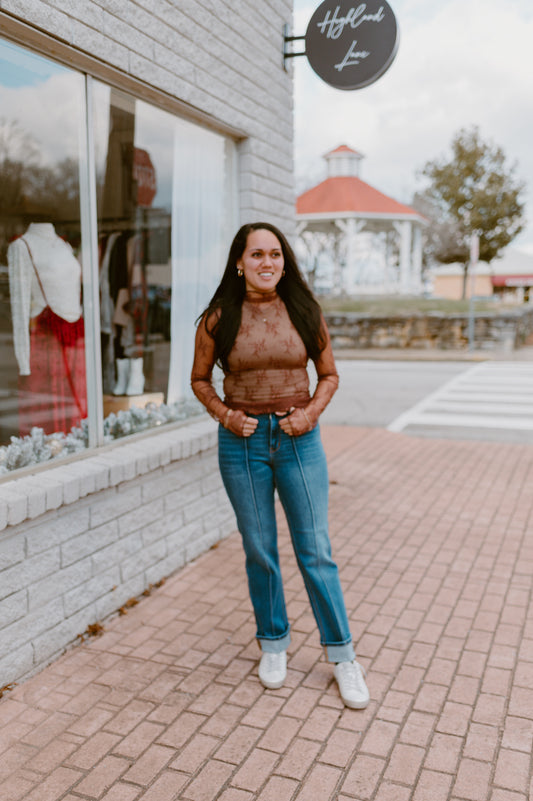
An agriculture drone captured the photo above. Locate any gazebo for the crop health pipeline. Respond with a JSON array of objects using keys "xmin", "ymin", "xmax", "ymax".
[{"xmin": 296, "ymin": 145, "xmax": 427, "ymax": 295}]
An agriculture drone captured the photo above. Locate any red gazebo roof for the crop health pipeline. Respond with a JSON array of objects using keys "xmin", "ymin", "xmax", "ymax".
[
  {"xmin": 296, "ymin": 176, "xmax": 420, "ymax": 217},
  {"xmin": 326, "ymin": 144, "xmax": 364, "ymax": 158}
]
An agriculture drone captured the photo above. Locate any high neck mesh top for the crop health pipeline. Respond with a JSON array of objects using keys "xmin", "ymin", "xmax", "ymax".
[{"xmin": 191, "ymin": 290, "xmax": 339, "ymax": 423}]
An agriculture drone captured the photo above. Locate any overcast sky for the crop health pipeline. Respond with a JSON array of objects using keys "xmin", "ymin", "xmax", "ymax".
[{"xmin": 293, "ymin": 0, "xmax": 533, "ymax": 253}]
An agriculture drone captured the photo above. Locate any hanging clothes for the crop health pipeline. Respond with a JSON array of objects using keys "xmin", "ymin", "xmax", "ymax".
[
  {"xmin": 107, "ymin": 230, "xmax": 149, "ymax": 359},
  {"xmin": 99, "ymin": 231, "xmax": 121, "ymax": 393},
  {"xmin": 126, "ymin": 232, "xmax": 149, "ymax": 352},
  {"xmin": 7, "ymin": 223, "xmax": 87, "ymax": 436}
]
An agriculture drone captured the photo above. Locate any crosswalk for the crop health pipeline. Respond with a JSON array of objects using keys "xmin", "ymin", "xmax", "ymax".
[{"xmin": 387, "ymin": 362, "xmax": 533, "ymax": 438}]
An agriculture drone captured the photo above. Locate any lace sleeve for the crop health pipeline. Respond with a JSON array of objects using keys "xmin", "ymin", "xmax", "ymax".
[
  {"xmin": 190, "ymin": 311, "xmax": 229, "ymax": 422},
  {"xmin": 305, "ymin": 315, "xmax": 339, "ymax": 424}
]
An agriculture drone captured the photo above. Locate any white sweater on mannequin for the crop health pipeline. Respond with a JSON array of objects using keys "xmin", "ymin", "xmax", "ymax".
[{"xmin": 8, "ymin": 223, "xmax": 83, "ymax": 375}]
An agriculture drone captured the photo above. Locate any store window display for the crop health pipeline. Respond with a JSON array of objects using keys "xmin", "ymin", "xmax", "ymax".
[
  {"xmin": 0, "ymin": 39, "xmax": 88, "ymax": 469},
  {"xmin": 0, "ymin": 37, "xmax": 235, "ymax": 474},
  {"xmin": 92, "ymin": 84, "xmax": 234, "ymax": 421},
  {"xmin": 7, "ymin": 222, "xmax": 87, "ymax": 434},
  {"xmin": 95, "ymin": 88, "xmax": 154, "ymax": 403}
]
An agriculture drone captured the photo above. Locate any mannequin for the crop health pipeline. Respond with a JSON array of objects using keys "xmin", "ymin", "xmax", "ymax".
[
  {"xmin": 8, "ymin": 223, "xmax": 83, "ymax": 374},
  {"xmin": 8, "ymin": 223, "xmax": 87, "ymax": 434}
]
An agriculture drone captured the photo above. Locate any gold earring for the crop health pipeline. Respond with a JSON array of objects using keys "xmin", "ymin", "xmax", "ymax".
[{"xmin": 237, "ymin": 268, "xmax": 243, "ymax": 277}]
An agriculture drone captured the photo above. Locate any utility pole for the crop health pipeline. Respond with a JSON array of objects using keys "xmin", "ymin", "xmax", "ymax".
[{"xmin": 468, "ymin": 233, "xmax": 479, "ymax": 350}]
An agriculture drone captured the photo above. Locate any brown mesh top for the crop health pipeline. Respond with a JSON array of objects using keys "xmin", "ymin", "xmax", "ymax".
[{"xmin": 191, "ymin": 291, "xmax": 339, "ymax": 424}]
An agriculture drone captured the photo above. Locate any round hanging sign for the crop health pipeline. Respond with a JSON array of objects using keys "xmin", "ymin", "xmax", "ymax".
[{"xmin": 305, "ymin": 1, "xmax": 399, "ymax": 91}]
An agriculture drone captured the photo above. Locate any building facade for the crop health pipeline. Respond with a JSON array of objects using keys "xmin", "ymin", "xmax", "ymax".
[
  {"xmin": 431, "ymin": 248, "xmax": 533, "ymax": 302},
  {"xmin": 0, "ymin": 1, "xmax": 294, "ymax": 685}
]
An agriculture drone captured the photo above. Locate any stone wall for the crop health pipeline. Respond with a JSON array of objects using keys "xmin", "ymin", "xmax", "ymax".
[{"xmin": 325, "ymin": 308, "xmax": 533, "ymax": 351}]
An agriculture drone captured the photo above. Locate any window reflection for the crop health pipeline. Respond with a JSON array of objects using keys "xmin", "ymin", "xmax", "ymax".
[
  {"xmin": 94, "ymin": 86, "xmax": 173, "ymax": 410},
  {"xmin": 93, "ymin": 85, "xmax": 235, "ymax": 424},
  {"xmin": 0, "ymin": 39, "xmax": 87, "ymax": 471},
  {"xmin": 0, "ymin": 37, "xmax": 236, "ymax": 474}
]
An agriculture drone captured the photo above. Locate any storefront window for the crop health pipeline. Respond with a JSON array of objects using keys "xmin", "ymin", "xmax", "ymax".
[
  {"xmin": 0, "ymin": 39, "xmax": 88, "ymax": 473},
  {"xmin": 93, "ymin": 83, "xmax": 235, "ymax": 440},
  {"xmin": 93, "ymin": 86, "xmax": 174, "ymax": 416},
  {"xmin": 0, "ymin": 38, "xmax": 236, "ymax": 473}
]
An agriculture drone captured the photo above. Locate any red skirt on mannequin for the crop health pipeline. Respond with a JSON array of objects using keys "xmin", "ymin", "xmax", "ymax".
[{"xmin": 18, "ymin": 307, "xmax": 87, "ymax": 436}]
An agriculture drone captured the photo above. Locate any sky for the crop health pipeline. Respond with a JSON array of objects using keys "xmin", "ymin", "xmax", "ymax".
[{"xmin": 292, "ymin": 0, "xmax": 533, "ymax": 253}]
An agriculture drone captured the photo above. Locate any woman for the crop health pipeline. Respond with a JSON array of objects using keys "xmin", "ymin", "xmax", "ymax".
[{"xmin": 191, "ymin": 222, "xmax": 369, "ymax": 709}]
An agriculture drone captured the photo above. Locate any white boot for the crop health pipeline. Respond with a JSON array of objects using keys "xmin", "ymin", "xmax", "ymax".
[
  {"xmin": 113, "ymin": 358, "xmax": 130, "ymax": 395},
  {"xmin": 126, "ymin": 357, "xmax": 145, "ymax": 396}
]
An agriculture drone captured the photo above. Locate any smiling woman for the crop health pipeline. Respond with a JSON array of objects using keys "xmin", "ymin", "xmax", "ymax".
[
  {"xmin": 190, "ymin": 221, "xmax": 371, "ymax": 708},
  {"xmin": 237, "ymin": 228, "xmax": 285, "ymax": 293}
]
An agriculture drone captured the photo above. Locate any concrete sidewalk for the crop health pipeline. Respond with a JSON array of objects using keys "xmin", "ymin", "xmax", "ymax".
[{"xmin": 1, "ymin": 426, "xmax": 532, "ymax": 801}]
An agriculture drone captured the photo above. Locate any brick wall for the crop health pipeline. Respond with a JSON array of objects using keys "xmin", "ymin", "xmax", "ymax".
[
  {"xmin": 0, "ymin": 0, "xmax": 295, "ymax": 228},
  {"xmin": 0, "ymin": 420, "xmax": 236, "ymax": 685}
]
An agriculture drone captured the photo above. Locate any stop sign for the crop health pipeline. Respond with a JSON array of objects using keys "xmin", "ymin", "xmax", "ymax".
[{"xmin": 133, "ymin": 147, "xmax": 157, "ymax": 207}]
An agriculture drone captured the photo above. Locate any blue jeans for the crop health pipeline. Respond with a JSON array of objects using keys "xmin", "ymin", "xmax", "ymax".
[{"xmin": 218, "ymin": 414, "xmax": 355, "ymax": 663}]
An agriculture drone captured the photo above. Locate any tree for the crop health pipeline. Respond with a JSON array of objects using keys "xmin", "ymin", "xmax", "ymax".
[
  {"xmin": 296, "ymin": 230, "xmax": 337, "ymax": 293},
  {"xmin": 416, "ymin": 126, "xmax": 526, "ymax": 297},
  {"xmin": 0, "ymin": 119, "xmax": 39, "ymax": 214},
  {"xmin": 0, "ymin": 118, "xmax": 81, "ymax": 261}
]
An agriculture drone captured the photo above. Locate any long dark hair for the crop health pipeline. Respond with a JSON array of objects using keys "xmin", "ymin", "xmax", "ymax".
[{"xmin": 198, "ymin": 222, "xmax": 326, "ymax": 370}]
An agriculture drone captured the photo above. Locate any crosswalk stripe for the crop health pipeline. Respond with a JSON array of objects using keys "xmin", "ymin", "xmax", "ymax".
[
  {"xmin": 388, "ymin": 362, "xmax": 533, "ymax": 434},
  {"xmin": 396, "ymin": 412, "xmax": 533, "ymax": 430},
  {"xmin": 428, "ymin": 401, "xmax": 533, "ymax": 415},
  {"xmin": 438, "ymin": 393, "xmax": 533, "ymax": 403}
]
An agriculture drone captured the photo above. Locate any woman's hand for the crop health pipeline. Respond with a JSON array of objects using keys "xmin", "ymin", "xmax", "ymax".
[
  {"xmin": 277, "ymin": 407, "xmax": 314, "ymax": 437},
  {"xmin": 224, "ymin": 409, "xmax": 258, "ymax": 438}
]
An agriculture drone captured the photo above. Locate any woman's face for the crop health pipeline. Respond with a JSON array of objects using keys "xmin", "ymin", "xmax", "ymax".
[{"xmin": 237, "ymin": 228, "xmax": 284, "ymax": 294}]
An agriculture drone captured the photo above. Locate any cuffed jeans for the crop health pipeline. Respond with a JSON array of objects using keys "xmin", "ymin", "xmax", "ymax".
[{"xmin": 218, "ymin": 413, "xmax": 355, "ymax": 663}]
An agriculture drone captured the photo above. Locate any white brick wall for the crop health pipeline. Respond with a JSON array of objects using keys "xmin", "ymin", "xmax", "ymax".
[
  {"xmin": 0, "ymin": 0, "xmax": 295, "ymax": 228},
  {"xmin": 0, "ymin": 420, "xmax": 236, "ymax": 686},
  {"xmin": 0, "ymin": 0, "xmax": 294, "ymax": 684}
]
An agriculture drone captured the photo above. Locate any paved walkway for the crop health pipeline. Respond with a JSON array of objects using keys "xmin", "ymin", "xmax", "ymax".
[{"xmin": 1, "ymin": 426, "xmax": 533, "ymax": 801}]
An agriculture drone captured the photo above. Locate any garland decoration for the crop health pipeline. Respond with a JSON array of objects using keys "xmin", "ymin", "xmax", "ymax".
[{"xmin": 0, "ymin": 398, "xmax": 204, "ymax": 474}]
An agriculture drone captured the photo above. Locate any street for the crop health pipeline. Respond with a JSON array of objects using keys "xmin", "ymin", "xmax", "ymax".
[{"xmin": 322, "ymin": 358, "xmax": 533, "ymax": 444}]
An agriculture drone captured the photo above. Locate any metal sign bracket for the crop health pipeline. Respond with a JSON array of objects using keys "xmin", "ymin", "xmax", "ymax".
[{"xmin": 283, "ymin": 23, "xmax": 306, "ymax": 70}]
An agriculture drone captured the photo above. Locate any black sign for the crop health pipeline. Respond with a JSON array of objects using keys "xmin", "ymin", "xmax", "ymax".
[{"xmin": 305, "ymin": 1, "xmax": 399, "ymax": 91}]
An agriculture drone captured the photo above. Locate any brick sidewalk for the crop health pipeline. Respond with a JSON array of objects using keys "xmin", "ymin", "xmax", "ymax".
[{"xmin": 1, "ymin": 426, "xmax": 532, "ymax": 801}]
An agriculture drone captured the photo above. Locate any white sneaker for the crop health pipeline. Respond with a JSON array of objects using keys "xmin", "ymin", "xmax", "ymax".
[
  {"xmin": 258, "ymin": 651, "xmax": 287, "ymax": 689},
  {"xmin": 334, "ymin": 660, "xmax": 370, "ymax": 708}
]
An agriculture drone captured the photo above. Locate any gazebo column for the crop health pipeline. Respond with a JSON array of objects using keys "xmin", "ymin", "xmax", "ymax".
[
  {"xmin": 295, "ymin": 225, "xmax": 331, "ymax": 292},
  {"xmin": 394, "ymin": 220, "xmax": 412, "ymax": 294},
  {"xmin": 384, "ymin": 230, "xmax": 397, "ymax": 292},
  {"xmin": 331, "ymin": 232, "xmax": 344, "ymax": 295},
  {"xmin": 412, "ymin": 224, "xmax": 423, "ymax": 293},
  {"xmin": 336, "ymin": 218, "xmax": 365, "ymax": 293}
]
